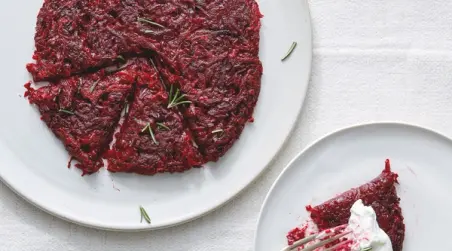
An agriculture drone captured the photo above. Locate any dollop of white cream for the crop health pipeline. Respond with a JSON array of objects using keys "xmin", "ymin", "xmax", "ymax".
[{"xmin": 346, "ymin": 200, "xmax": 393, "ymax": 251}]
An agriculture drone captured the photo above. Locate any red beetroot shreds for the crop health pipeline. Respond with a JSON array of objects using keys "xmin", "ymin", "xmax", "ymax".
[
  {"xmin": 107, "ymin": 61, "xmax": 205, "ymax": 175},
  {"xmin": 27, "ymin": 0, "xmax": 263, "ymax": 169},
  {"xmin": 24, "ymin": 66, "xmax": 135, "ymax": 175},
  {"xmin": 287, "ymin": 225, "xmax": 308, "ymax": 246},
  {"xmin": 305, "ymin": 160, "xmax": 405, "ymax": 251},
  {"xmin": 27, "ymin": 0, "xmax": 173, "ymax": 81},
  {"xmin": 158, "ymin": 1, "xmax": 262, "ymax": 161},
  {"xmin": 27, "ymin": 0, "xmax": 262, "ymax": 82},
  {"xmin": 162, "ymin": 25, "xmax": 263, "ymax": 161},
  {"xmin": 181, "ymin": 59, "xmax": 262, "ymax": 161},
  {"xmin": 160, "ymin": 0, "xmax": 262, "ymax": 69}
]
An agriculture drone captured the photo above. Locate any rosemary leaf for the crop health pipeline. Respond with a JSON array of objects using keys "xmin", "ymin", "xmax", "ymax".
[
  {"xmin": 149, "ymin": 127, "xmax": 159, "ymax": 145},
  {"xmin": 59, "ymin": 109, "xmax": 75, "ymax": 115},
  {"xmin": 89, "ymin": 80, "xmax": 100, "ymax": 93},
  {"xmin": 361, "ymin": 247, "xmax": 372, "ymax": 251},
  {"xmin": 149, "ymin": 58, "xmax": 158, "ymax": 70},
  {"xmin": 281, "ymin": 41, "xmax": 297, "ymax": 61},
  {"xmin": 173, "ymin": 93, "xmax": 187, "ymax": 104},
  {"xmin": 137, "ymin": 17, "xmax": 166, "ymax": 29},
  {"xmin": 144, "ymin": 30, "xmax": 156, "ymax": 34},
  {"xmin": 149, "ymin": 58, "xmax": 166, "ymax": 88},
  {"xmin": 157, "ymin": 122, "xmax": 170, "ymax": 131},
  {"xmin": 141, "ymin": 123, "xmax": 150, "ymax": 133},
  {"xmin": 124, "ymin": 103, "xmax": 129, "ymax": 115},
  {"xmin": 172, "ymin": 101, "xmax": 192, "ymax": 107},
  {"xmin": 141, "ymin": 123, "xmax": 159, "ymax": 144},
  {"xmin": 139, "ymin": 206, "xmax": 151, "ymax": 224},
  {"xmin": 172, "ymin": 88, "xmax": 180, "ymax": 104}
]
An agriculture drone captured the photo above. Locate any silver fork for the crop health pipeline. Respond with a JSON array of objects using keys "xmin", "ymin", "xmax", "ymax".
[{"xmin": 280, "ymin": 224, "xmax": 372, "ymax": 251}]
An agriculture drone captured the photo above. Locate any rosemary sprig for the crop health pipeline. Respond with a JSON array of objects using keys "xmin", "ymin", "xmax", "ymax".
[
  {"xmin": 157, "ymin": 122, "xmax": 170, "ymax": 131},
  {"xmin": 139, "ymin": 206, "xmax": 151, "ymax": 224},
  {"xmin": 59, "ymin": 109, "xmax": 75, "ymax": 115},
  {"xmin": 281, "ymin": 41, "xmax": 297, "ymax": 61},
  {"xmin": 89, "ymin": 80, "xmax": 100, "ymax": 93},
  {"xmin": 167, "ymin": 85, "xmax": 192, "ymax": 108},
  {"xmin": 141, "ymin": 123, "xmax": 159, "ymax": 145},
  {"xmin": 361, "ymin": 247, "xmax": 372, "ymax": 251},
  {"xmin": 137, "ymin": 17, "xmax": 166, "ymax": 29}
]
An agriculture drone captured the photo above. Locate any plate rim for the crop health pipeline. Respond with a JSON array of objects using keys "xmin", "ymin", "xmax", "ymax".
[
  {"xmin": 0, "ymin": 0, "xmax": 313, "ymax": 231},
  {"xmin": 253, "ymin": 121, "xmax": 452, "ymax": 247}
]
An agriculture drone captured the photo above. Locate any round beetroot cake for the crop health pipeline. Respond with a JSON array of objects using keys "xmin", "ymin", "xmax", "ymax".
[{"xmin": 25, "ymin": 0, "xmax": 263, "ymax": 175}]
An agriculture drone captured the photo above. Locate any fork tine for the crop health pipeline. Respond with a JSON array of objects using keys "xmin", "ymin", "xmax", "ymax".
[
  {"xmin": 280, "ymin": 233, "xmax": 317, "ymax": 251},
  {"xmin": 279, "ymin": 224, "xmax": 349, "ymax": 251},
  {"xmin": 322, "ymin": 239, "xmax": 353, "ymax": 251},
  {"xmin": 298, "ymin": 231, "xmax": 351, "ymax": 251}
]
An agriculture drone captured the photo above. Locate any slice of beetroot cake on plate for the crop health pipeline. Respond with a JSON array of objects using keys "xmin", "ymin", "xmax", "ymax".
[
  {"xmin": 304, "ymin": 160, "xmax": 405, "ymax": 251},
  {"xmin": 106, "ymin": 59, "xmax": 205, "ymax": 175},
  {"xmin": 25, "ymin": 62, "xmax": 136, "ymax": 175},
  {"xmin": 180, "ymin": 58, "xmax": 262, "ymax": 162},
  {"xmin": 163, "ymin": 0, "xmax": 263, "ymax": 162},
  {"xmin": 165, "ymin": 29, "xmax": 263, "ymax": 162}
]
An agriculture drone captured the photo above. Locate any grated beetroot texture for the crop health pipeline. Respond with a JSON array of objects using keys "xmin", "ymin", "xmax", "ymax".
[
  {"xmin": 287, "ymin": 160, "xmax": 405, "ymax": 251},
  {"xmin": 27, "ymin": 0, "xmax": 262, "ymax": 82},
  {"xmin": 180, "ymin": 57, "xmax": 262, "ymax": 161},
  {"xmin": 286, "ymin": 225, "xmax": 308, "ymax": 246},
  {"xmin": 106, "ymin": 58, "xmax": 205, "ymax": 174},
  {"xmin": 25, "ymin": 0, "xmax": 262, "ymax": 175},
  {"xmin": 24, "ymin": 66, "xmax": 135, "ymax": 175}
]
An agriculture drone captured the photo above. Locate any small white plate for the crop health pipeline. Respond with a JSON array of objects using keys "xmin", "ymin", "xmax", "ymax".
[
  {"xmin": 255, "ymin": 123, "xmax": 452, "ymax": 250},
  {"xmin": 0, "ymin": 0, "xmax": 312, "ymax": 230}
]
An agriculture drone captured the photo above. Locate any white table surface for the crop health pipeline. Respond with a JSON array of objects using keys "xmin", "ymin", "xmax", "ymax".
[{"xmin": 2, "ymin": 0, "xmax": 452, "ymax": 250}]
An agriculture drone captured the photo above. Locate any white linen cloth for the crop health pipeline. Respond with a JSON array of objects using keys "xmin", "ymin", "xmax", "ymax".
[{"xmin": 2, "ymin": 0, "xmax": 452, "ymax": 250}]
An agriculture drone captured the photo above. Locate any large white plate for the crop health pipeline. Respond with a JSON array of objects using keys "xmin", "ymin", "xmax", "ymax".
[
  {"xmin": 255, "ymin": 123, "xmax": 452, "ymax": 250},
  {"xmin": 0, "ymin": 0, "xmax": 312, "ymax": 230}
]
